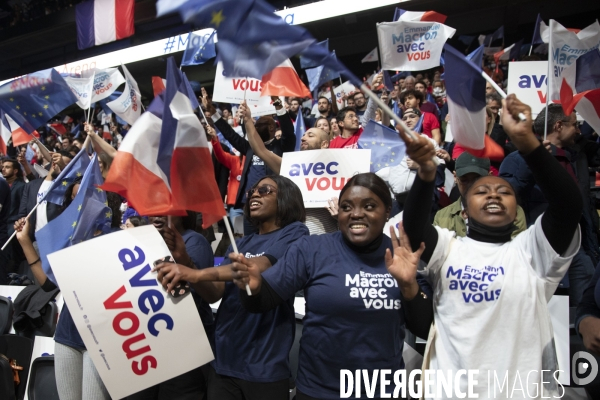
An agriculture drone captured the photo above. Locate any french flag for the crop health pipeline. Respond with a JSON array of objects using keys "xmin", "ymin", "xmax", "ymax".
[
  {"xmin": 2, "ymin": 112, "xmax": 39, "ymax": 147},
  {"xmin": 560, "ymin": 49, "xmax": 600, "ymax": 134},
  {"xmin": 0, "ymin": 111, "xmax": 11, "ymax": 155},
  {"xmin": 102, "ymin": 58, "xmax": 225, "ymax": 227},
  {"xmin": 261, "ymin": 59, "xmax": 311, "ymax": 98},
  {"xmin": 444, "ymin": 44, "xmax": 503, "ymax": 157},
  {"xmin": 393, "ymin": 8, "xmax": 447, "ymax": 24},
  {"xmin": 76, "ymin": 0, "xmax": 135, "ymax": 50},
  {"xmin": 493, "ymin": 40, "xmax": 524, "ymax": 65},
  {"xmin": 62, "ymin": 115, "xmax": 73, "ymax": 124},
  {"xmin": 443, "ymin": 44, "xmax": 486, "ymax": 150}
]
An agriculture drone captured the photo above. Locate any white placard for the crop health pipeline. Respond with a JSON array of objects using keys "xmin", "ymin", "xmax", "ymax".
[
  {"xmin": 212, "ymin": 62, "xmax": 283, "ymax": 117},
  {"xmin": 321, "ymin": 81, "xmax": 358, "ymax": 108},
  {"xmin": 280, "ymin": 149, "xmax": 370, "ymax": 208},
  {"xmin": 47, "ymin": 226, "xmax": 213, "ymax": 399},
  {"xmin": 507, "ymin": 61, "xmax": 548, "ymax": 118},
  {"xmin": 378, "ymin": 20, "xmax": 456, "ymax": 71}
]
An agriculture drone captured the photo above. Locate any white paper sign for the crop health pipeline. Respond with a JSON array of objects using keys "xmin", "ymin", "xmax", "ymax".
[
  {"xmin": 322, "ymin": 81, "xmax": 358, "ymax": 108},
  {"xmin": 280, "ymin": 149, "xmax": 370, "ymax": 208},
  {"xmin": 507, "ymin": 61, "xmax": 548, "ymax": 118},
  {"xmin": 212, "ymin": 62, "xmax": 283, "ymax": 117},
  {"xmin": 47, "ymin": 226, "xmax": 213, "ymax": 399},
  {"xmin": 82, "ymin": 68, "xmax": 126, "ymax": 103},
  {"xmin": 377, "ymin": 20, "xmax": 456, "ymax": 71}
]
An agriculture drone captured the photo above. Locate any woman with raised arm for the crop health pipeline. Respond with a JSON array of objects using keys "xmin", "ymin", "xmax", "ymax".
[
  {"xmin": 154, "ymin": 175, "xmax": 308, "ymax": 400},
  {"xmin": 398, "ymin": 94, "xmax": 582, "ymax": 399}
]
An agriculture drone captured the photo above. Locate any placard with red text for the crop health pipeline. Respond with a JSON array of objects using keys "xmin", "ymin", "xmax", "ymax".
[
  {"xmin": 280, "ymin": 149, "xmax": 371, "ymax": 208},
  {"xmin": 48, "ymin": 226, "xmax": 213, "ymax": 399},
  {"xmin": 212, "ymin": 62, "xmax": 284, "ymax": 117}
]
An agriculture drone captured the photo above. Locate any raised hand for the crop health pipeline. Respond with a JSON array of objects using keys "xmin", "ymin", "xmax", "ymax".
[
  {"xmin": 230, "ymin": 252, "xmax": 263, "ymax": 294},
  {"xmin": 501, "ymin": 94, "xmax": 538, "ymax": 154},
  {"xmin": 384, "ymin": 223, "xmax": 425, "ymax": 300}
]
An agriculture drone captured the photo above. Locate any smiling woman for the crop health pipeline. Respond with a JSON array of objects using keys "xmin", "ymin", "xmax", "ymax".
[
  {"xmin": 229, "ymin": 172, "xmax": 434, "ymax": 399},
  {"xmin": 401, "ymin": 94, "xmax": 583, "ymax": 398},
  {"xmin": 153, "ymin": 175, "xmax": 308, "ymax": 400}
]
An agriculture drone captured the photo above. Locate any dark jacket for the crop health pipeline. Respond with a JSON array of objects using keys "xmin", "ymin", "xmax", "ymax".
[
  {"xmin": 12, "ymin": 284, "xmax": 59, "ymax": 332},
  {"xmin": 7, "ymin": 179, "xmax": 25, "ymax": 225},
  {"xmin": 499, "ymin": 138, "xmax": 600, "ymax": 264},
  {"xmin": 216, "ymin": 111, "xmax": 296, "ymax": 209},
  {"xmin": 17, "ymin": 178, "xmax": 62, "ymax": 242}
]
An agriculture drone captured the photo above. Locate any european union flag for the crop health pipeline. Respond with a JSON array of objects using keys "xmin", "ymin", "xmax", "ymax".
[
  {"xmin": 42, "ymin": 146, "xmax": 91, "ymax": 205},
  {"xmin": 300, "ymin": 44, "xmax": 363, "ymax": 88},
  {"xmin": 175, "ymin": 0, "xmax": 316, "ymax": 78},
  {"xmin": 358, "ymin": 120, "xmax": 406, "ymax": 173},
  {"xmin": 182, "ymin": 30, "xmax": 217, "ymax": 66},
  {"xmin": 37, "ymin": 153, "xmax": 111, "ymax": 284},
  {"xmin": 0, "ymin": 69, "xmax": 77, "ymax": 134},
  {"xmin": 299, "ymin": 39, "xmax": 329, "ymax": 69},
  {"xmin": 306, "ymin": 51, "xmax": 341, "ymax": 92}
]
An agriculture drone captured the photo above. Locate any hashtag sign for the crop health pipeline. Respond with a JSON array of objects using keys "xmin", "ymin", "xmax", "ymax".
[{"xmin": 164, "ymin": 37, "xmax": 176, "ymax": 54}]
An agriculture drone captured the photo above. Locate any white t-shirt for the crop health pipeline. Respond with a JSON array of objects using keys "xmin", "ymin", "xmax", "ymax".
[
  {"xmin": 422, "ymin": 217, "xmax": 580, "ymax": 399},
  {"xmin": 35, "ymin": 180, "xmax": 52, "ymax": 232}
]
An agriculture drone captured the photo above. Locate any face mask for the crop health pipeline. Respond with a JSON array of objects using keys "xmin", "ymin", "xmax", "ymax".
[
  {"xmin": 120, "ymin": 203, "xmax": 128, "ymax": 212},
  {"xmin": 433, "ymin": 87, "xmax": 443, "ymax": 94},
  {"xmin": 490, "ymin": 63, "xmax": 496, "ymax": 68}
]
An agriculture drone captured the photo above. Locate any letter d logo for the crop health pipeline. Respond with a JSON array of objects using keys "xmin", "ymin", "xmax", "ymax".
[{"xmin": 572, "ymin": 351, "xmax": 599, "ymax": 385}]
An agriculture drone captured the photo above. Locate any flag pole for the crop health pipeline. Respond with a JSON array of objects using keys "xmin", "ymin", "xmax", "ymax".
[
  {"xmin": 544, "ymin": 20, "xmax": 553, "ymax": 140},
  {"xmin": 360, "ymin": 84, "xmax": 439, "ymax": 166},
  {"xmin": 480, "ymin": 72, "xmax": 527, "ymax": 122},
  {"xmin": 87, "ymin": 72, "xmax": 96, "ymax": 125},
  {"xmin": 2, "ymin": 203, "xmax": 40, "ymax": 250},
  {"xmin": 222, "ymin": 215, "xmax": 252, "ymax": 296}
]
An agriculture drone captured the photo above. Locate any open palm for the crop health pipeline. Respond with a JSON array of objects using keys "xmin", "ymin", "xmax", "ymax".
[{"xmin": 385, "ymin": 223, "xmax": 425, "ymax": 285}]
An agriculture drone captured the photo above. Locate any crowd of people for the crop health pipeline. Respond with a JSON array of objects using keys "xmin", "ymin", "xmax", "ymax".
[{"xmin": 1, "ymin": 36, "xmax": 600, "ymax": 400}]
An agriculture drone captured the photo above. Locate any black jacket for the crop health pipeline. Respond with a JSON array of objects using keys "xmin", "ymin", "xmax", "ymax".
[
  {"xmin": 17, "ymin": 178, "xmax": 62, "ymax": 242},
  {"xmin": 12, "ymin": 284, "xmax": 59, "ymax": 332},
  {"xmin": 216, "ymin": 111, "xmax": 296, "ymax": 209}
]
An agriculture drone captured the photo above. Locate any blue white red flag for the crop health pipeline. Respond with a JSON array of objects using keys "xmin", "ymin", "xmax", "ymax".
[
  {"xmin": 102, "ymin": 57, "xmax": 225, "ymax": 227},
  {"xmin": 560, "ymin": 49, "xmax": 600, "ymax": 134},
  {"xmin": 76, "ymin": 0, "xmax": 135, "ymax": 50},
  {"xmin": 393, "ymin": 8, "xmax": 447, "ymax": 24},
  {"xmin": 443, "ymin": 44, "xmax": 486, "ymax": 150},
  {"xmin": 294, "ymin": 110, "xmax": 306, "ymax": 151}
]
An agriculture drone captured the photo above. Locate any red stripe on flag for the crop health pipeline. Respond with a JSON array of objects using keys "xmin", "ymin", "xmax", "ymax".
[
  {"xmin": 261, "ymin": 66, "xmax": 312, "ymax": 98},
  {"xmin": 0, "ymin": 138, "xmax": 7, "ymax": 156},
  {"xmin": 585, "ymin": 90, "xmax": 600, "ymax": 117},
  {"xmin": 152, "ymin": 76, "xmax": 166, "ymax": 98},
  {"xmin": 101, "ymin": 152, "xmax": 185, "ymax": 216},
  {"xmin": 12, "ymin": 128, "xmax": 39, "ymax": 147},
  {"xmin": 170, "ymin": 147, "xmax": 226, "ymax": 228},
  {"xmin": 421, "ymin": 11, "xmax": 447, "ymax": 24},
  {"xmin": 115, "ymin": 0, "xmax": 135, "ymax": 40},
  {"xmin": 560, "ymin": 78, "xmax": 576, "ymax": 115}
]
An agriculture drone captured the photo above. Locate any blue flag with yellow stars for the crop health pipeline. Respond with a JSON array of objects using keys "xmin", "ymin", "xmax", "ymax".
[
  {"xmin": 42, "ymin": 147, "xmax": 91, "ymax": 205},
  {"xmin": 358, "ymin": 120, "xmax": 406, "ymax": 173},
  {"xmin": 0, "ymin": 68, "xmax": 77, "ymax": 134},
  {"xmin": 299, "ymin": 39, "xmax": 329, "ymax": 69},
  {"xmin": 174, "ymin": 0, "xmax": 316, "ymax": 78},
  {"xmin": 37, "ymin": 153, "xmax": 111, "ymax": 284},
  {"xmin": 181, "ymin": 30, "xmax": 217, "ymax": 67},
  {"xmin": 305, "ymin": 51, "xmax": 341, "ymax": 92}
]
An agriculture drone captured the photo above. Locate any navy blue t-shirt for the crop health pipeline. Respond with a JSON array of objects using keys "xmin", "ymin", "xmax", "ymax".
[
  {"xmin": 182, "ymin": 229, "xmax": 216, "ymax": 347},
  {"xmin": 213, "ymin": 221, "xmax": 309, "ymax": 382},
  {"xmin": 55, "ymin": 302, "xmax": 85, "ymax": 350},
  {"xmin": 263, "ymin": 232, "xmax": 429, "ymax": 399},
  {"xmin": 242, "ymin": 154, "xmax": 267, "ymax": 204}
]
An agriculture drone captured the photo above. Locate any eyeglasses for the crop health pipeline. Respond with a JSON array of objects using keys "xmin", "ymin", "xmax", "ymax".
[{"xmin": 247, "ymin": 184, "xmax": 277, "ymax": 198}]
